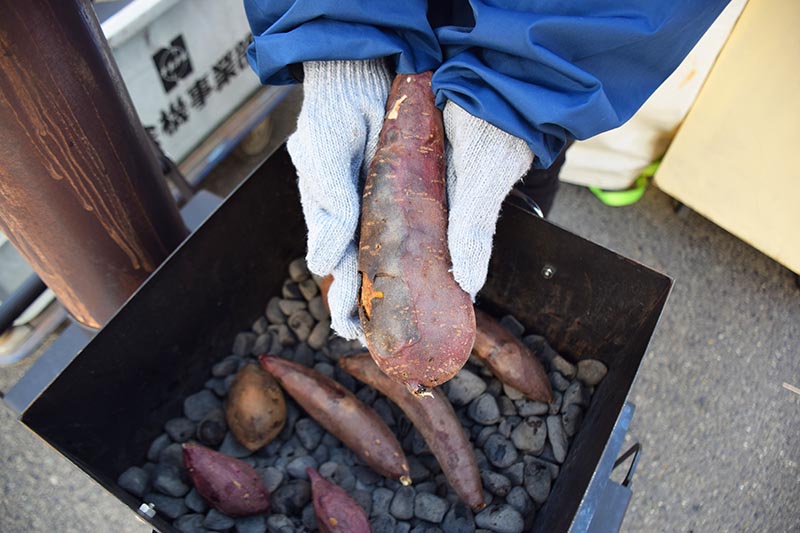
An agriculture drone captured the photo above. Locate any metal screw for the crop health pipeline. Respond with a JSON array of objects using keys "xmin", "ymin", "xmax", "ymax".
[
  {"xmin": 138, "ymin": 502, "xmax": 156, "ymax": 519},
  {"xmin": 542, "ymin": 265, "xmax": 556, "ymax": 279}
]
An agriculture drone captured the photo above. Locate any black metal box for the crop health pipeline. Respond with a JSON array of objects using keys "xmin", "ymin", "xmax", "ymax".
[{"xmin": 17, "ymin": 148, "xmax": 671, "ymax": 532}]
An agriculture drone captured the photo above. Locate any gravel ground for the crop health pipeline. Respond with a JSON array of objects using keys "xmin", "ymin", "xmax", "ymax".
[{"xmin": 1, "ymin": 146, "xmax": 798, "ymax": 531}]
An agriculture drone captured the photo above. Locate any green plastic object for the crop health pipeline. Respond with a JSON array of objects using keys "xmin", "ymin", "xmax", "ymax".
[{"xmin": 589, "ymin": 161, "xmax": 660, "ymax": 207}]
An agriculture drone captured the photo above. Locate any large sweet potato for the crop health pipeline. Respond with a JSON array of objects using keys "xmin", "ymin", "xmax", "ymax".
[
  {"xmin": 340, "ymin": 353, "xmax": 485, "ymax": 510},
  {"xmin": 358, "ymin": 72, "xmax": 475, "ymax": 396},
  {"xmin": 473, "ymin": 309, "xmax": 553, "ymax": 403},
  {"xmin": 258, "ymin": 355, "xmax": 411, "ymax": 484}
]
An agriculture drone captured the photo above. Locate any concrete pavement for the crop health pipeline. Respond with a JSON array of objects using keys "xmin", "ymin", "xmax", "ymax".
[{"xmin": 1, "ymin": 168, "xmax": 797, "ymax": 532}]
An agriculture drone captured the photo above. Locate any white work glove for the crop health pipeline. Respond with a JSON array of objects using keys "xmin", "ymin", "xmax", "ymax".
[
  {"xmin": 444, "ymin": 101, "xmax": 534, "ymax": 299},
  {"xmin": 287, "ymin": 59, "xmax": 392, "ymax": 342}
]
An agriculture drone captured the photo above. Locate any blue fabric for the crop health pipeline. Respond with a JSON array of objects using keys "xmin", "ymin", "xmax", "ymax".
[
  {"xmin": 245, "ymin": 0, "xmax": 730, "ymax": 167},
  {"xmin": 244, "ymin": 0, "xmax": 441, "ymax": 84}
]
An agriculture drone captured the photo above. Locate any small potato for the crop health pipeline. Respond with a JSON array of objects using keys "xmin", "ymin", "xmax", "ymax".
[
  {"xmin": 473, "ymin": 309, "xmax": 553, "ymax": 403},
  {"xmin": 319, "ymin": 274, "xmax": 333, "ymax": 312},
  {"xmin": 226, "ymin": 363, "xmax": 286, "ymax": 451},
  {"xmin": 182, "ymin": 442, "xmax": 270, "ymax": 516},
  {"xmin": 308, "ymin": 466, "xmax": 370, "ymax": 533}
]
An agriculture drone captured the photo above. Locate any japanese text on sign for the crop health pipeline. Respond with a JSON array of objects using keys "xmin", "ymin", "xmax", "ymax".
[{"xmin": 145, "ymin": 34, "xmax": 253, "ymax": 146}]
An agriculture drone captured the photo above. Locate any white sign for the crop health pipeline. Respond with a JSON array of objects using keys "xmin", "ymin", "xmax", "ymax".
[{"xmin": 104, "ymin": 0, "xmax": 262, "ymax": 162}]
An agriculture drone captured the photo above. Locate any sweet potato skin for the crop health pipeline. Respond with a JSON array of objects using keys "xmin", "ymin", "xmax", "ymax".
[
  {"xmin": 182, "ymin": 442, "xmax": 270, "ymax": 516},
  {"xmin": 472, "ymin": 309, "xmax": 553, "ymax": 403},
  {"xmin": 358, "ymin": 71, "xmax": 475, "ymax": 395},
  {"xmin": 225, "ymin": 363, "xmax": 286, "ymax": 451},
  {"xmin": 339, "ymin": 353, "xmax": 485, "ymax": 511},
  {"xmin": 307, "ymin": 467, "xmax": 370, "ymax": 533},
  {"xmin": 258, "ymin": 355, "xmax": 411, "ymax": 484}
]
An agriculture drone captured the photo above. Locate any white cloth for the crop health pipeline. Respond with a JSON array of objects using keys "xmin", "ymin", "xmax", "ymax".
[
  {"xmin": 287, "ymin": 59, "xmax": 392, "ymax": 342},
  {"xmin": 444, "ymin": 101, "xmax": 534, "ymax": 299}
]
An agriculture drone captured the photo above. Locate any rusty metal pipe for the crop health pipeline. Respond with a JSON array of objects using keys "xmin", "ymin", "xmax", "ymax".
[{"xmin": 0, "ymin": 0, "xmax": 189, "ymax": 328}]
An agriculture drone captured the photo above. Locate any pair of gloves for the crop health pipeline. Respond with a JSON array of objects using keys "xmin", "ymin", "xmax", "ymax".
[{"xmin": 288, "ymin": 59, "xmax": 534, "ymax": 342}]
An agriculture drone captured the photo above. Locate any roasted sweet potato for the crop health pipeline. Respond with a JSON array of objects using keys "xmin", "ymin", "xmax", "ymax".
[
  {"xmin": 472, "ymin": 309, "xmax": 553, "ymax": 403},
  {"xmin": 182, "ymin": 442, "xmax": 270, "ymax": 516},
  {"xmin": 226, "ymin": 362, "xmax": 286, "ymax": 451},
  {"xmin": 358, "ymin": 72, "xmax": 475, "ymax": 396},
  {"xmin": 307, "ymin": 467, "xmax": 370, "ymax": 533},
  {"xmin": 258, "ymin": 355, "xmax": 411, "ymax": 484},
  {"xmin": 340, "ymin": 353, "xmax": 485, "ymax": 510}
]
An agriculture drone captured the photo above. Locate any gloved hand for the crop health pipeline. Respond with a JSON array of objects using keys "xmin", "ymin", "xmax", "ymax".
[
  {"xmin": 443, "ymin": 101, "xmax": 534, "ymax": 299},
  {"xmin": 287, "ymin": 59, "xmax": 392, "ymax": 342}
]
